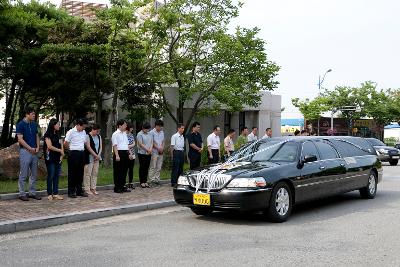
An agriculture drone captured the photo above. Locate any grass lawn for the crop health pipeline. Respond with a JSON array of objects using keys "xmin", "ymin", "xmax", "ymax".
[{"xmin": 0, "ymin": 161, "xmax": 188, "ymax": 194}]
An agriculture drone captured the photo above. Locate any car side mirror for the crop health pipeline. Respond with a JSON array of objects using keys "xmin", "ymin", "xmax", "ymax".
[{"xmin": 303, "ymin": 154, "xmax": 318, "ymax": 163}]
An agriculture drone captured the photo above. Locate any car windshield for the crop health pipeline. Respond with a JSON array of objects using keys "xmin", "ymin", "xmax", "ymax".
[
  {"xmin": 234, "ymin": 141, "xmax": 299, "ymax": 163},
  {"xmin": 367, "ymin": 138, "xmax": 385, "ymax": 146}
]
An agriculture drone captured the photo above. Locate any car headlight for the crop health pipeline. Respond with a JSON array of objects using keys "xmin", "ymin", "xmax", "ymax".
[
  {"xmin": 378, "ymin": 148, "xmax": 389, "ymax": 154},
  {"xmin": 177, "ymin": 176, "xmax": 189, "ymax": 186},
  {"xmin": 226, "ymin": 177, "xmax": 267, "ymax": 188}
]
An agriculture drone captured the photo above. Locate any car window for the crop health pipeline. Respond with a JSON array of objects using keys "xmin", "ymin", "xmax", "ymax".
[
  {"xmin": 366, "ymin": 138, "xmax": 385, "ymax": 146},
  {"xmin": 249, "ymin": 141, "xmax": 299, "ymax": 162},
  {"xmin": 330, "ymin": 139, "xmax": 370, "ymax": 157},
  {"xmin": 315, "ymin": 141, "xmax": 338, "ymax": 160},
  {"xmin": 301, "ymin": 141, "xmax": 320, "ymax": 160}
]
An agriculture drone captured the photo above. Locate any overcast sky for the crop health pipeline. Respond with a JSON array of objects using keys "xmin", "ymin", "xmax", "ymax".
[
  {"xmin": 233, "ymin": 0, "xmax": 400, "ymax": 118},
  {"xmin": 49, "ymin": 0, "xmax": 399, "ymax": 119}
]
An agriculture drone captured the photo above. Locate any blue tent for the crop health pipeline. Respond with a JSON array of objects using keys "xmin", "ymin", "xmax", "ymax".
[{"xmin": 385, "ymin": 123, "xmax": 400, "ymax": 129}]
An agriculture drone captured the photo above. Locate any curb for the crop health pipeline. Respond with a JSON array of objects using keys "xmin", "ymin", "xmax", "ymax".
[
  {"xmin": 0, "ymin": 199, "xmax": 177, "ymax": 234},
  {"xmin": 0, "ymin": 180, "xmax": 171, "ymax": 200}
]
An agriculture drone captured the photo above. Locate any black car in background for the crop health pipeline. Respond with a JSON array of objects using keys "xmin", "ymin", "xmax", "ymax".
[
  {"xmin": 366, "ymin": 138, "xmax": 400, "ymax": 166},
  {"xmin": 174, "ymin": 137, "xmax": 383, "ymax": 222}
]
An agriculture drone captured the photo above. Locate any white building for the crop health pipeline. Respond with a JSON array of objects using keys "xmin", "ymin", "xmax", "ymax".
[{"xmin": 162, "ymin": 87, "xmax": 281, "ymax": 139}]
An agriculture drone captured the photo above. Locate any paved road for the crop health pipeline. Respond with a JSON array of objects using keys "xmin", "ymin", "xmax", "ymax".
[{"xmin": 1, "ymin": 164, "xmax": 400, "ymax": 266}]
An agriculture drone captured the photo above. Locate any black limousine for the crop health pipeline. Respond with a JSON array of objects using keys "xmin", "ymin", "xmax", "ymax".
[{"xmin": 173, "ymin": 137, "xmax": 383, "ymax": 222}]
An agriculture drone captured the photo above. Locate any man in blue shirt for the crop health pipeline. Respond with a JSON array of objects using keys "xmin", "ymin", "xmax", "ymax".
[{"xmin": 16, "ymin": 107, "xmax": 41, "ymax": 201}]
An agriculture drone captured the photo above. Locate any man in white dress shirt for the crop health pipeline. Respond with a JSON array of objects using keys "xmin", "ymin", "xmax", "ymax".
[
  {"xmin": 207, "ymin": 125, "xmax": 221, "ymax": 164},
  {"xmin": 112, "ymin": 119, "xmax": 131, "ymax": 193},
  {"xmin": 170, "ymin": 123, "xmax": 185, "ymax": 186},
  {"xmin": 64, "ymin": 118, "xmax": 99, "ymax": 198},
  {"xmin": 262, "ymin": 128, "xmax": 272, "ymax": 139},
  {"xmin": 247, "ymin": 126, "xmax": 258, "ymax": 142}
]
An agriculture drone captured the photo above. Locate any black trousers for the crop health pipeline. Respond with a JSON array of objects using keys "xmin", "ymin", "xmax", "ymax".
[
  {"xmin": 189, "ymin": 152, "xmax": 201, "ymax": 170},
  {"xmin": 138, "ymin": 154, "xmax": 151, "ymax": 184},
  {"xmin": 208, "ymin": 149, "xmax": 220, "ymax": 164},
  {"xmin": 127, "ymin": 159, "xmax": 135, "ymax": 184},
  {"xmin": 171, "ymin": 150, "xmax": 184, "ymax": 186},
  {"xmin": 68, "ymin": 150, "xmax": 85, "ymax": 195},
  {"xmin": 113, "ymin": 150, "xmax": 129, "ymax": 192}
]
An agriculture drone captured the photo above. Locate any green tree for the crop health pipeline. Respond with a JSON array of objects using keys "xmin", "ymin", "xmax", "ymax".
[{"xmin": 136, "ymin": 0, "xmax": 279, "ymax": 131}]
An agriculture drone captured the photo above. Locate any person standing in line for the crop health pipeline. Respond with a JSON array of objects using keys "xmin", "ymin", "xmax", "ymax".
[
  {"xmin": 262, "ymin": 128, "xmax": 272, "ymax": 139},
  {"xmin": 137, "ymin": 122, "xmax": 153, "ymax": 188},
  {"xmin": 64, "ymin": 118, "xmax": 99, "ymax": 198},
  {"xmin": 294, "ymin": 129, "xmax": 300, "ymax": 136},
  {"xmin": 126, "ymin": 123, "xmax": 136, "ymax": 189},
  {"xmin": 300, "ymin": 129, "xmax": 309, "ymax": 136},
  {"xmin": 247, "ymin": 126, "xmax": 258, "ymax": 142},
  {"xmin": 112, "ymin": 119, "xmax": 131, "ymax": 193},
  {"xmin": 207, "ymin": 125, "xmax": 221, "ymax": 164},
  {"xmin": 43, "ymin": 118, "xmax": 64, "ymax": 201},
  {"xmin": 224, "ymin": 129, "xmax": 236, "ymax": 159},
  {"xmin": 187, "ymin": 121, "xmax": 203, "ymax": 170},
  {"xmin": 236, "ymin": 126, "xmax": 248, "ymax": 149},
  {"xmin": 170, "ymin": 123, "xmax": 185, "ymax": 187},
  {"xmin": 84, "ymin": 124, "xmax": 102, "ymax": 195},
  {"xmin": 148, "ymin": 120, "xmax": 164, "ymax": 186},
  {"xmin": 16, "ymin": 107, "xmax": 42, "ymax": 201}
]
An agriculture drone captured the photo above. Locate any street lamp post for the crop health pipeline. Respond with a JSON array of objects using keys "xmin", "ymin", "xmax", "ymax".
[{"xmin": 317, "ymin": 69, "xmax": 332, "ymax": 135}]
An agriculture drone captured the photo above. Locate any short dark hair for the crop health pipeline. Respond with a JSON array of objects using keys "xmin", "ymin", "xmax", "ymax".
[
  {"xmin": 266, "ymin": 128, "xmax": 271, "ymax": 131},
  {"xmin": 213, "ymin": 125, "xmax": 220, "ymax": 131},
  {"xmin": 24, "ymin": 106, "xmax": 35, "ymax": 115},
  {"xmin": 294, "ymin": 129, "xmax": 300, "ymax": 136},
  {"xmin": 228, "ymin": 129, "xmax": 235, "ymax": 135},
  {"xmin": 76, "ymin": 118, "xmax": 88, "ymax": 126},
  {"xmin": 116, "ymin": 119, "xmax": 126, "ymax": 127},
  {"xmin": 142, "ymin": 122, "xmax": 151, "ymax": 129},
  {"xmin": 300, "ymin": 129, "xmax": 307, "ymax": 134},
  {"xmin": 155, "ymin": 119, "xmax": 164, "ymax": 127},
  {"xmin": 191, "ymin": 121, "xmax": 200, "ymax": 129},
  {"xmin": 92, "ymin": 123, "xmax": 101, "ymax": 130},
  {"xmin": 85, "ymin": 126, "xmax": 92, "ymax": 134},
  {"xmin": 126, "ymin": 122, "xmax": 134, "ymax": 131},
  {"xmin": 252, "ymin": 126, "xmax": 258, "ymax": 130},
  {"xmin": 240, "ymin": 126, "xmax": 248, "ymax": 133},
  {"xmin": 177, "ymin": 123, "xmax": 185, "ymax": 129}
]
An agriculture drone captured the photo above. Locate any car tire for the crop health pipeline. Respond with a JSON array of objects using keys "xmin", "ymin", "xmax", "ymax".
[
  {"xmin": 389, "ymin": 159, "xmax": 398, "ymax": 166},
  {"xmin": 360, "ymin": 171, "xmax": 377, "ymax": 199},
  {"xmin": 190, "ymin": 207, "xmax": 213, "ymax": 216},
  {"xmin": 264, "ymin": 182, "xmax": 293, "ymax": 223}
]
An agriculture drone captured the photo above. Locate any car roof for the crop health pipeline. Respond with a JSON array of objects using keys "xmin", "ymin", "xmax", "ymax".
[{"xmin": 260, "ymin": 136, "xmax": 366, "ymax": 143}]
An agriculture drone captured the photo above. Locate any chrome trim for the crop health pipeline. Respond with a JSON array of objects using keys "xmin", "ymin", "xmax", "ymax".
[{"xmin": 296, "ymin": 173, "xmax": 365, "ymax": 188}]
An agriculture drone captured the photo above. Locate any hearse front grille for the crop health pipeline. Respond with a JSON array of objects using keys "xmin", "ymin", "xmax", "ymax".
[{"xmin": 188, "ymin": 174, "xmax": 232, "ymax": 190}]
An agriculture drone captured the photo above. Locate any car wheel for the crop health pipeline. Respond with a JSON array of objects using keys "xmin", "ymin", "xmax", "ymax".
[
  {"xmin": 190, "ymin": 207, "xmax": 213, "ymax": 216},
  {"xmin": 360, "ymin": 171, "xmax": 377, "ymax": 199},
  {"xmin": 264, "ymin": 182, "xmax": 292, "ymax": 223},
  {"xmin": 389, "ymin": 159, "xmax": 398, "ymax": 166}
]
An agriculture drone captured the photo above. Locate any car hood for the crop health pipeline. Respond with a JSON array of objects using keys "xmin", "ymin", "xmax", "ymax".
[{"xmin": 187, "ymin": 161, "xmax": 282, "ymax": 178}]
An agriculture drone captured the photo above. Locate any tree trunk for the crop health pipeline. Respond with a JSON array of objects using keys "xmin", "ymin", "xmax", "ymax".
[
  {"xmin": 7, "ymin": 87, "xmax": 20, "ymax": 141},
  {"xmin": 0, "ymin": 79, "xmax": 17, "ymax": 147}
]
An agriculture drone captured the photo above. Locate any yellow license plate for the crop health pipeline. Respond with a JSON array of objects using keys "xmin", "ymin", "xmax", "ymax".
[{"xmin": 193, "ymin": 193, "xmax": 210, "ymax": 206}]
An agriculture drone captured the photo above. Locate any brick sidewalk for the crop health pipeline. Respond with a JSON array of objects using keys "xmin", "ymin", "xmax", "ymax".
[{"xmin": 0, "ymin": 185, "xmax": 174, "ymax": 223}]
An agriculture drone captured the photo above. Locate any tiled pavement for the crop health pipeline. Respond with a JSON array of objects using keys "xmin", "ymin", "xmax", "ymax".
[{"xmin": 0, "ymin": 185, "xmax": 174, "ymax": 223}]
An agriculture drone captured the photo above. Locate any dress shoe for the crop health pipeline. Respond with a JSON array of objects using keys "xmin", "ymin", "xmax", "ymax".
[
  {"xmin": 123, "ymin": 187, "xmax": 131, "ymax": 193},
  {"xmin": 28, "ymin": 194, "xmax": 42, "ymax": 200},
  {"xmin": 19, "ymin": 195, "xmax": 29, "ymax": 201},
  {"xmin": 53, "ymin": 194, "xmax": 64, "ymax": 200},
  {"xmin": 77, "ymin": 191, "xmax": 89, "ymax": 197},
  {"xmin": 68, "ymin": 193, "xmax": 77, "ymax": 198}
]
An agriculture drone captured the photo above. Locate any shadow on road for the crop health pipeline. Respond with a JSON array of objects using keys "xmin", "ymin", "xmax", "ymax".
[{"xmin": 194, "ymin": 189, "xmax": 400, "ymax": 225}]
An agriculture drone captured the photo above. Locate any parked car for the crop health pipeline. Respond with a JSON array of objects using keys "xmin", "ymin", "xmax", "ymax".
[
  {"xmin": 395, "ymin": 143, "xmax": 400, "ymax": 150},
  {"xmin": 174, "ymin": 137, "xmax": 383, "ymax": 222},
  {"xmin": 366, "ymin": 138, "xmax": 400, "ymax": 166}
]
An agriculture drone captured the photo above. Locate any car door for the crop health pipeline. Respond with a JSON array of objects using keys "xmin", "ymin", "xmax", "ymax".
[
  {"xmin": 294, "ymin": 141, "xmax": 325, "ymax": 202},
  {"xmin": 314, "ymin": 140, "xmax": 347, "ymax": 195}
]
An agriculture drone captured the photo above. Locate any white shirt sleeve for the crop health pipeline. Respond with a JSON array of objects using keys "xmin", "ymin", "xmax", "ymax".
[
  {"xmin": 111, "ymin": 133, "xmax": 118, "ymax": 146},
  {"xmin": 207, "ymin": 135, "xmax": 212, "ymax": 147},
  {"xmin": 171, "ymin": 135, "xmax": 176, "ymax": 146},
  {"xmin": 65, "ymin": 130, "xmax": 72, "ymax": 143}
]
